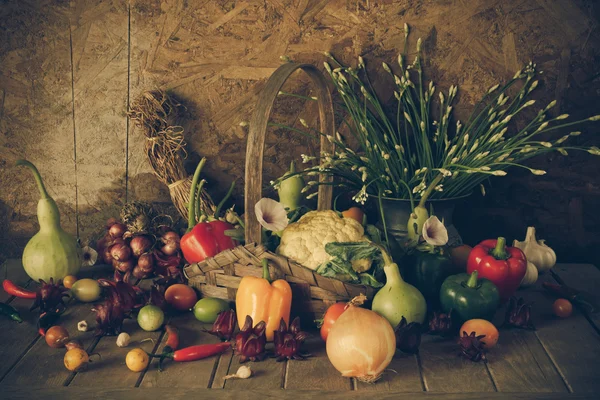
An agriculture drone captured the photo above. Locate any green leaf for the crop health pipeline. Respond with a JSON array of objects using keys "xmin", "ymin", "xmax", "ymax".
[{"xmin": 359, "ymin": 273, "xmax": 384, "ymax": 288}]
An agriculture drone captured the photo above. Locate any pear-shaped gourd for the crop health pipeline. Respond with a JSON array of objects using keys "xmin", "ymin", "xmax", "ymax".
[
  {"xmin": 17, "ymin": 160, "xmax": 81, "ymax": 281},
  {"xmin": 372, "ymin": 248, "xmax": 427, "ymax": 327},
  {"xmin": 277, "ymin": 161, "xmax": 304, "ymax": 211}
]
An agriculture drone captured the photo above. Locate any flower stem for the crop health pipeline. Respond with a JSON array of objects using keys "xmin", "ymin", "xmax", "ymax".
[
  {"xmin": 187, "ymin": 158, "xmax": 207, "ymax": 232},
  {"xmin": 418, "ymin": 173, "xmax": 444, "ymax": 208}
]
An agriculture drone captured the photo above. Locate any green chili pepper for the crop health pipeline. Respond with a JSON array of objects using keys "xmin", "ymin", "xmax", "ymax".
[
  {"xmin": 0, "ymin": 302, "xmax": 23, "ymax": 323},
  {"xmin": 439, "ymin": 270, "xmax": 500, "ymax": 323}
]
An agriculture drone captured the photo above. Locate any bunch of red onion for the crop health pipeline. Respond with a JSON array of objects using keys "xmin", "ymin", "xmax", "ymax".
[{"xmin": 96, "ymin": 218, "xmax": 183, "ymax": 282}]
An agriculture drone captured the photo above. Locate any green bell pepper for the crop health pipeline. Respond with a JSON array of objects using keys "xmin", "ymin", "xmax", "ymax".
[
  {"xmin": 401, "ymin": 249, "xmax": 458, "ymax": 305},
  {"xmin": 440, "ymin": 270, "xmax": 500, "ymax": 322}
]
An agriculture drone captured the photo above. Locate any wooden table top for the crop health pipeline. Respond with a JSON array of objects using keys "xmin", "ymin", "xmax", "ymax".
[{"xmin": 1, "ymin": 260, "xmax": 599, "ymax": 400}]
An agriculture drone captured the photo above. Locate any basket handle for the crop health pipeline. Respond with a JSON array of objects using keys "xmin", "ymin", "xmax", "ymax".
[{"xmin": 244, "ymin": 63, "xmax": 335, "ymax": 245}]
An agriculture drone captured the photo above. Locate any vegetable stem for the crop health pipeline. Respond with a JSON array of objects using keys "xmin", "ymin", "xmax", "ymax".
[
  {"xmin": 187, "ymin": 158, "xmax": 207, "ymax": 232},
  {"xmin": 261, "ymin": 258, "xmax": 270, "ymax": 282},
  {"xmin": 490, "ymin": 237, "xmax": 509, "ymax": 260},
  {"xmin": 16, "ymin": 159, "xmax": 50, "ymax": 199},
  {"xmin": 214, "ymin": 181, "xmax": 235, "ymax": 219},
  {"xmin": 466, "ymin": 270, "xmax": 479, "ymax": 289}
]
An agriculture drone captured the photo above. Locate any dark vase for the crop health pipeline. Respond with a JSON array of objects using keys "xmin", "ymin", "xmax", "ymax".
[{"xmin": 376, "ymin": 195, "xmax": 470, "ymax": 247}]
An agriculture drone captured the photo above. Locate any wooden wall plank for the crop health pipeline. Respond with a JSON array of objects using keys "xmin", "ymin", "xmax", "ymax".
[
  {"xmin": 70, "ymin": 0, "xmax": 129, "ymax": 242},
  {"xmin": 0, "ymin": 1, "xmax": 77, "ymax": 252}
]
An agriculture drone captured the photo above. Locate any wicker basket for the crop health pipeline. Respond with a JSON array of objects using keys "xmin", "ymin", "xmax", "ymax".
[{"xmin": 183, "ymin": 62, "xmax": 375, "ymax": 321}]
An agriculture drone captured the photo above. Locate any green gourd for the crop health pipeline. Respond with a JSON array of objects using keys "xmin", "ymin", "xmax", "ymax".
[
  {"xmin": 277, "ymin": 161, "xmax": 304, "ymax": 211},
  {"xmin": 17, "ymin": 160, "xmax": 81, "ymax": 282},
  {"xmin": 371, "ymin": 246, "xmax": 427, "ymax": 327}
]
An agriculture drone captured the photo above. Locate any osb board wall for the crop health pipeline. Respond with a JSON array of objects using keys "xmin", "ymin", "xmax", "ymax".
[{"xmin": 0, "ymin": 0, "xmax": 599, "ymax": 265}]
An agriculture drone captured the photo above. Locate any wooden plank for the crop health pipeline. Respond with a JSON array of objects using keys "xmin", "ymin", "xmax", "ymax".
[
  {"xmin": 284, "ymin": 336, "xmax": 351, "ymax": 390},
  {"xmin": 0, "ymin": 267, "xmax": 108, "ymax": 387},
  {"xmin": 71, "ymin": 0, "xmax": 129, "ymax": 242},
  {"xmin": 0, "ymin": 260, "xmax": 40, "ymax": 383},
  {"xmin": 518, "ymin": 268, "xmax": 600, "ymax": 393},
  {"xmin": 3, "ymin": 387, "xmax": 599, "ymax": 399},
  {"xmin": 418, "ymin": 334, "xmax": 495, "ymax": 393},
  {"xmin": 140, "ymin": 315, "xmax": 222, "ymax": 388},
  {"xmin": 0, "ymin": 0, "xmax": 77, "ymax": 241},
  {"xmin": 217, "ymin": 353, "xmax": 285, "ymax": 390},
  {"xmin": 356, "ymin": 352, "xmax": 423, "ymax": 392},
  {"xmin": 486, "ymin": 329, "xmax": 567, "ymax": 393}
]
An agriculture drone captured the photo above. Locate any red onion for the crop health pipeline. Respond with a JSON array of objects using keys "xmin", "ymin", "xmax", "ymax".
[
  {"xmin": 114, "ymin": 259, "xmax": 135, "ymax": 273},
  {"xmin": 109, "ymin": 223, "xmax": 127, "ymax": 239},
  {"xmin": 105, "ymin": 217, "xmax": 119, "ymax": 229},
  {"xmin": 130, "ymin": 235, "xmax": 153, "ymax": 258},
  {"xmin": 162, "ymin": 231, "xmax": 180, "ymax": 244},
  {"xmin": 103, "ymin": 246, "xmax": 114, "ymax": 265},
  {"xmin": 132, "ymin": 265, "xmax": 149, "ymax": 279},
  {"xmin": 111, "ymin": 244, "xmax": 131, "ymax": 261},
  {"xmin": 161, "ymin": 242, "xmax": 179, "ymax": 256},
  {"xmin": 138, "ymin": 253, "xmax": 155, "ymax": 273}
]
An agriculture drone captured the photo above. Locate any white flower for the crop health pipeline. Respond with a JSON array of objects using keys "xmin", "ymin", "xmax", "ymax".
[
  {"xmin": 255, "ymin": 198, "xmax": 288, "ymax": 232},
  {"xmin": 422, "ymin": 216, "xmax": 448, "ymax": 246},
  {"xmin": 531, "ymin": 169, "xmax": 546, "ymax": 175}
]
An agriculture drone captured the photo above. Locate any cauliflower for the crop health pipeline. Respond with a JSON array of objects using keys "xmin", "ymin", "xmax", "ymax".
[{"xmin": 276, "ymin": 210, "xmax": 366, "ymax": 270}]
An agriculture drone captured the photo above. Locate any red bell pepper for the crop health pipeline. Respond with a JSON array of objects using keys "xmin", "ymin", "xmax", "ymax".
[
  {"xmin": 467, "ymin": 237, "xmax": 527, "ymax": 302},
  {"xmin": 180, "ymin": 158, "xmax": 237, "ymax": 264}
]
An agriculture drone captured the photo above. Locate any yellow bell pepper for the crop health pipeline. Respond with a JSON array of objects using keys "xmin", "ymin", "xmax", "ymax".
[{"xmin": 236, "ymin": 259, "xmax": 292, "ymax": 342}]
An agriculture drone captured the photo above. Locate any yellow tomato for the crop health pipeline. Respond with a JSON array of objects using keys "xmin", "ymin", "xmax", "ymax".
[
  {"xmin": 64, "ymin": 348, "xmax": 89, "ymax": 371},
  {"xmin": 126, "ymin": 348, "xmax": 150, "ymax": 372},
  {"xmin": 63, "ymin": 275, "xmax": 78, "ymax": 289},
  {"xmin": 460, "ymin": 319, "xmax": 499, "ymax": 349}
]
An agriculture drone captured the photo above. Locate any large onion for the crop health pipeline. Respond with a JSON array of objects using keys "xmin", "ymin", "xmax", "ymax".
[{"xmin": 326, "ymin": 299, "xmax": 396, "ymax": 383}]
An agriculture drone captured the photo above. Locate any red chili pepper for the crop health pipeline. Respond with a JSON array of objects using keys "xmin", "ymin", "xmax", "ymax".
[
  {"xmin": 149, "ymin": 342, "xmax": 230, "ymax": 371},
  {"xmin": 2, "ymin": 279, "xmax": 36, "ymax": 299},
  {"xmin": 467, "ymin": 237, "xmax": 527, "ymax": 302},
  {"xmin": 163, "ymin": 325, "xmax": 180, "ymax": 352},
  {"xmin": 180, "ymin": 159, "xmax": 237, "ymax": 264}
]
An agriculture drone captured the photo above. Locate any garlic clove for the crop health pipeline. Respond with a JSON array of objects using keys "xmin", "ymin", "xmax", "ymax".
[
  {"xmin": 520, "ymin": 260, "xmax": 538, "ymax": 287},
  {"xmin": 116, "ymin": 332, "xmax": 131, "ymax": 348},
  {"xmin": 77, "ymin": 320, "xmax": 89, "ymax": 332}
]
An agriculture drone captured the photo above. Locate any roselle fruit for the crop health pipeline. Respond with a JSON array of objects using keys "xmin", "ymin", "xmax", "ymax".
[
  {"xmin": 31, "ymin": 278, "xmax": 70, "ymax": 314},
  {"xmin": 394, "ymin": 316, "xmax": 422, "ymax": 354},
  {"xmin": 234, "ymin": 315, "xmax": 267, "ymax": 363},
  {"xmin": 428, "ymin": 310, "xmax": 454, "ymax": 336},
  {"xmin": 273, "ymin": 317, "xmax": 309, "ymax": 361},
  {"xmin": 504, "ymin": 296, "xmax": 535, "ymax": 330},
  {"xmin": 206, "ymin": 310, "xmax": 236, "ymax": 341},
  {"xmin": 458, "ymin": 331, "xmax": 487, "ymax": 362}
]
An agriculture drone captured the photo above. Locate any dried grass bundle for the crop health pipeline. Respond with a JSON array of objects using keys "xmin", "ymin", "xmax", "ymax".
[{"xmin": 128, "ymin": 90, "xmax": 215, "ymax": 221}]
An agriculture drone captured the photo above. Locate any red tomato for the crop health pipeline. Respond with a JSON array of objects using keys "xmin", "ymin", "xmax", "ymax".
[
  {"xmin": 342, "ymin": 207, "xmax": 365, "ymax": 224},
  {"xmin": 553, "ymin": 299, "xmax": 573, "ymax": 318},
  {"xmin": 320, "ymin": 302, "xmax": 347, "ymax": 342},
  {"xmin": 165, "ymin": 284, "xmax": 198, "ymax": 311}
]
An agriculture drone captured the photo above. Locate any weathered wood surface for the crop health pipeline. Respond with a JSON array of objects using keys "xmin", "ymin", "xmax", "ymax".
[
  {"xmin": 2, "ymin": 0, "xmax": 599, "ymax": 269},
  {"xmin": 0, "ymin": 262, "xmax": 599, "ymax": 397}
]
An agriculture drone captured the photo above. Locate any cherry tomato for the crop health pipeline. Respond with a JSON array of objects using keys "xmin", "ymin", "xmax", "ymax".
[
  {"xmin": 342, "ymin": 207, "xmax": 365, "ymax": 224},
  {"xmin": 45, "ymin": 325, "xmax": 70, "ymax": 348},
  {"xmin": 553, "ymin": 299, "xmax": 573, "ymax": 318},
  {"xmin": 164, "ymin": 284, "xmax": 198, "ymax": 311},
  {"xmin": 63, "ymin": 275, "xmax": 78, "ymax": 289},
  {"xmin": 320, "ymin": 302, "xmax": 347, "ymax": 342},
  {"xmin": 460, "ymin": 319, "xmax": 499, "ymax": 349}
]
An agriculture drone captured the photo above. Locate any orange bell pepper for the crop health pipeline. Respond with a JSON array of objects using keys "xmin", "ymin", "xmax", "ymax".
[{"xmin": 236, "ymin": 259, "xmax": 292, "ymax": 342}]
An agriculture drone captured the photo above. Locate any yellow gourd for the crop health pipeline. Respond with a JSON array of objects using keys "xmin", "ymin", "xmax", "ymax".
[{"xmin": 17, "ymin": 160, "xmax": 81, "ymax": 281}]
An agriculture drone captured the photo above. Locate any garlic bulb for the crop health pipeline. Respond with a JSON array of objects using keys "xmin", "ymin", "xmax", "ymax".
[
  {"xmin": 520, "ymin": 261, "xmax": 538, "ymax": 287},
  {"xmin": 513, "ymin": 227, "xmax": 556, "ymax": 273},
  {"xmin": 77, "ymin": 321, "xmax": 89, "ymax": 332},
  {"xmin": 116, "ymin": 332, "xmax": 131, "ymax": 347}
]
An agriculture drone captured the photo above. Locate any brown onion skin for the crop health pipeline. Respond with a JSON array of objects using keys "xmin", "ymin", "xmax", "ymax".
[
  {"xmin": 130, "ymin": 235, "xmax": 153, "ymax": 258},
  {"xmin": 106, "ymin": 217, "xmax": 119, "ymax": 229},
  {"xmin": 109, "ymin": 223, "xmax": 127, "ymax": 239},
  {"xmin": 111, "ymin": 244, "xmax": 132, "ymax": 261},
  {"xmin": 45, "ymin": 326, "xmax": 70, "ymax": 349},
  {"xmin": 103, "ymin": 246, "xmax": 114, "ymax": 265},
  {"xmin": 114, "ymin": 259, "xmax": 135, "ymax": 273},
  {"xmin": 162, "ymin": 231, "xmax": 180, "ymax": 244}
]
